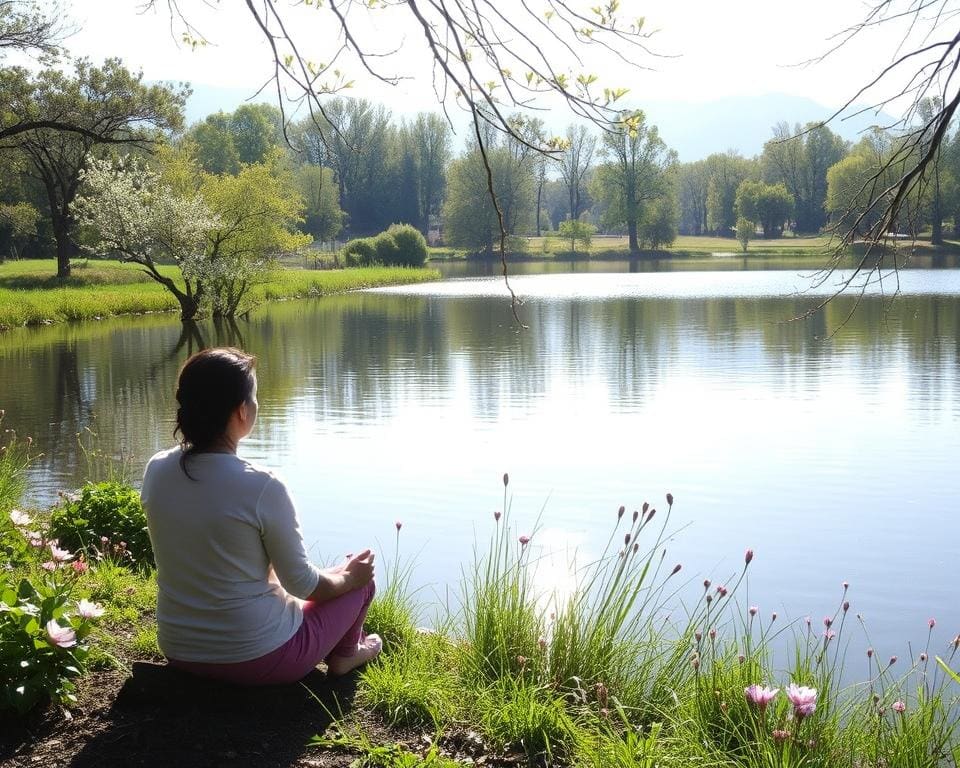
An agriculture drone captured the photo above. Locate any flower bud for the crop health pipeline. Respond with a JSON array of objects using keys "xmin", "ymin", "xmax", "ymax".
[
  {"xmin": 703, "ymin": 579, "xmax": 711, "ymax": 590},
  {"xmin": 928, "ymin": 617, "xmax": 936, "ymax": 629},
  {"xmin": 624, "ymin": 533, "xmax": 631, "ymax": 546},
  {"xmin": 889, "ymin": 655, "xmax": 897, "ymax": 666},
  {"xmin": 642, "ymin": 501, "xmax": 649, "ymax": 514},
  {"xmin": 632, "ymin": 509, "xmax": 639, "ymax": 523},
  {"xmin": 503, "ymin": 472, "xmax": 509, "ymax": 487},
  {"xmin": 842, "ymin": 601, "xmax": 849, "ymax": 613},
  {"xmin": 519, "ymin": 535, "xmax": 530, "ymax": 546},
  {"xmin": 395, "ymin": 521, "xmax": 402, "ymax": 532},
  {"xmin": 867, "ymin": 647, "xmax": 873, "ymax": 658},
  {"xmin": 744, "ymin": 548, "xmax": 753, "ymax": 565},
  {"xmin": 617, "ymin": 505, "xmax": 625, "ymax": 519},
  {"xmin": 494, "ymin": 510, "xmax": 501, "ymax": 522},
  {"xmin": 671, "ymin": 563, "xmax": 682, "ymax": 575},
  {"xmin": 666, "ymin": 492, "xmax": 673, "ymax": 506}
]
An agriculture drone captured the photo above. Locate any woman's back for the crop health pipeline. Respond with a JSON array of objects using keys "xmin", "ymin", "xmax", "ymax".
[{"xmin": 142, "ymin": 447, "xmax": 319, "ymax": 663}]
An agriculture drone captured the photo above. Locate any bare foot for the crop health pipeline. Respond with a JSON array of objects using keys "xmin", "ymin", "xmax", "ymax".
[{"xmin": 326, "ymin": 633, "xmax": 383, "ymax": 676}]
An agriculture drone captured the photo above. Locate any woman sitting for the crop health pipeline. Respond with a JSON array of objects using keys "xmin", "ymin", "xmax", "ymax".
[{"xmin": 141, "ymin": 346, "xmax": 381, "ymax": 685}]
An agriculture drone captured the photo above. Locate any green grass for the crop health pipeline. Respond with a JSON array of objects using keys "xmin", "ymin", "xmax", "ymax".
[{"xmin": 0, "ymin": 259, "xmax": 439, "ymax": 330}]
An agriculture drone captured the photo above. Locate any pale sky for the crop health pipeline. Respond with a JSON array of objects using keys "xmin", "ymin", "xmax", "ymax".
[{"xmin": 57, "ymin": 0, "xmax": 918, "ymax": 121}]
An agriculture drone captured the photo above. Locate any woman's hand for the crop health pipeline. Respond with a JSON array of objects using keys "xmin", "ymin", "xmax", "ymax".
[
  {"xmin": 308, "ymin": 549, "xmax": 375, "ymax": 603},
  {"xmin": 341, "ymin": 549, "xmax": 375, "ymax": 591}
]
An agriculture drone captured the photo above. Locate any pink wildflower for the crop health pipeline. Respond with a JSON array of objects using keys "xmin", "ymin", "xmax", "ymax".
[
  {"xmin": 892, "ymin": 700, "xmax": 906, "ymax": 713},
  {"xmin": 889, "ymin": 655, "xmax": 898, "ymax": 666},
  {"xmin": 842, "ymin": 601, "xmax": 849, "ymax": 612},
  {"xmin": 395, "ymin": 521, "xmax": 402, "ymax": 532},
  {"xmin": 928, "ymin": 618, "xmax": 936, "ymax": 629},
  {"xmin": 41, "ymin": 561, "xmax": 57, "ymax": 572},
  {"xmin": 744, "ymin": 548, "xmax": 754, "ymax": 565},
  {"xmin": 77, "ymin": 599, "xmax": 105, "ymax": 619},
  {"xmin": 772, "ymin": 729, "xmax": 790, "ymax": 744},
  {"xmin": 823, "ymin": 616, "xmax": 832, "ymax": 628},
  {"xmin": 45, "ymin": 620, "xmax": 77, "ymax": 648},
  {"xmin": 744, "ymin": 684, "xmax": 779, "ymax": 711},
  {"xmin": 867, "ymin": 647, "xmax": 874, "ymax": 658},
  {"xmin": 749, "ymin": 606, "xmax": 758, "ymax": 617},
  {"xmin": 786, "ymin": 683, "xmax": 817, "ymax": 720},
  {"xmin": 518, "ymin": 535, "xmax": 530, "ymax": 547},
  {"xmin": 71, "ymin": 559, "xmax": 89, "ymax": 575},
  {"xmin": 703, "ymin": 579, "xmax": 711, "ymax": 590},
  {"xmin": 49, "ymin": 541, "xmax": 73, "ymax": 563}
]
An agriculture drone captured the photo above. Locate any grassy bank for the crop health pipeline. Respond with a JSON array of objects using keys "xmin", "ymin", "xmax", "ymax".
[
  {"xmin": 3, "ymin": 429, "xmax": 959, "ymax": 767},
  {"xmin": 0, "ymin": 259, "xmax": 440, "ymax": 330}
]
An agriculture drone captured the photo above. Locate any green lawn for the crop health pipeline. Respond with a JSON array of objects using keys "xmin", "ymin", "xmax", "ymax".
[{"xmin": 0, "ymin": 259, "xmax": 440, "ymax": 329}]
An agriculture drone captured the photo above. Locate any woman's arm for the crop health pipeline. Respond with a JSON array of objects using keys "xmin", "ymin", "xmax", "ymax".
[{"xmin": 306, "ymin": 550, "xmax": 376, "ymax": 603}]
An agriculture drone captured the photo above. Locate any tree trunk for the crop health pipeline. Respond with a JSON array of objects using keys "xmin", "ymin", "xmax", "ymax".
[
  {"xmin": 53, "ymin": 220, "xmax": 73, "ymax": 278},
  {"xmin": 628, "ymin": 219, "xmax": 640, "ymax": 254}
]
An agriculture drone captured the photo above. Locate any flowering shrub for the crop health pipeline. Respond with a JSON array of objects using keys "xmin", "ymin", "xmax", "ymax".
[
  {"xmin": 49, "ymin": 481, "xmax": 153, "ymax": 568},
  {"xmin": 0, "ymin": 567, "xmax": 104, "ymax": 713}
]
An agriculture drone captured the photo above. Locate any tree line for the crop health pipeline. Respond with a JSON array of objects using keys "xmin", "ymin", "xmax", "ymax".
[{"xmin": 2, "ymin": 12, "xmax": 958, "ymax": 303}]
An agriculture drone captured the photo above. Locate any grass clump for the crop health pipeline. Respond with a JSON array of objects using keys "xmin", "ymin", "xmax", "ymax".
[{"xmin": 360, "ymin": 632, "xmax": 459, "ymax": 728}]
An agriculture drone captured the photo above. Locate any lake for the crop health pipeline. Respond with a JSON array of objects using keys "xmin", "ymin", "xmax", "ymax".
[{"xmin": 3, "ymin": 261, "xmax": 958, "ymax": 662}]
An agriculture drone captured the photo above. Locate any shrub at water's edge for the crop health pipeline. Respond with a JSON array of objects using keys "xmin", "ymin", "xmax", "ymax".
[{"xmin": 343, "ymin": 224, "xmax": 429, "ymax": 268}]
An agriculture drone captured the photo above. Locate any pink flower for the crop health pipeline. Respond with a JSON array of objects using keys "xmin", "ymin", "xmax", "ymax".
[
  {"xmin": 9, "ymin": 509, "xmax": 31, "ymax": 527},
  {"xmin": 823, "ymin": 616, "xmax": 832, "ymax": 628},
  {"xmin": 744, "ymin": 548, "xmax": 754, "ymax": 565},
  {"xmin": 29, "ymin": 536, "xmax": 44, "ymax": 548},
  {"xmin": 494, "ymin": 510, "xmax": 501, "ymax": 522},
  {"xmin": 703, "ymin": 579, "xmax": 711, "ymax": 590},
  {"xmin": 49, "ymin": 541, "xmax": 73, "ymax": 563},
  {"xmin": 45, "ymin": 620, "xmax": 77, "ymax": 648},
  {"xmin": 395, "ymin": 520, "xmax": 402, "ymax": 532},
  {"xmin": 772, "ymin": 729, "xmax": 790, "ymax": 743},
  {"xmin": 41, "ymin": 561, "xmax": 57, "ymax": 572},
  {"xmin": 843, "ymin": 601, "xmax": 850, "ymax": 613},
  {"xmin": 867, "ymin": 647, "xmax": 874, "ymax": 658},
  {"xmin": 928, "ymin": 618, "xmax": 936, "ymax": 629},
  {"xmin": 519, "ymin": 535, "xmax": 530, "ymax": 546},
  {"xmin": 749, "ymin": 606, "xmax": 758, "ymax": 617},
  {"xmin": 786, "ymin": 683, "xmax": 817, "ymax": 720},
  {"xmin": 892, "ymin": 700, "xmax": 906, "ymax": 713},
  {"xmin": 744, "ymin": 684, "xmax": 779, "ymax": 711},
  {"xmin": 71, "ymin": 559, "xmax": 89, "ymax": 575},
  {"xmin": 889, "ymin": 655, "xmax": 898, "ymax": 666},
  {"xmin": 842, "ymin": 580, "xmax": 849, "ymax": 589},
  {"xmin": 77, "ymin": 599, "xmax": 105, "ymax": 619}
]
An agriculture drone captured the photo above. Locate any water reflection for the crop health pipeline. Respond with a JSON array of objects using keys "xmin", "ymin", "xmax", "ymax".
[{"xmin": 1, "ymin": 269, "xmax": 959, "ymax": 660}]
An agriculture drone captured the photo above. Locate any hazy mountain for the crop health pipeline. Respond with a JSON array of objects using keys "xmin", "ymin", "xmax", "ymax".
[{"xmin": 181, "ymin": 83, "xmax": 895, "ymax": 161}]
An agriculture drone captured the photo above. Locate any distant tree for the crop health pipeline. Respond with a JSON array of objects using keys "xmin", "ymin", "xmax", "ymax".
[
  {"xmin": 228, "ymin": 104, "xmax": 281, "ymax": 165},
  {"xmin": 411, "ymin": 112, "xmax": 451, "ymax": 234},
  {"xmin": 639, "ymin": 193, "xmax": 678, "ymax": 249},
  {"xmin": 705, "ymin": 152, "xmax": 757, "ymax": 237},
  {"xmin": 762, "ymin": 121, "xmax": 847, "ymax": 233},
  {"xmin": 295, "ymin": 164, "xmax": 343, "ymax": 243},
  {"xmin": 443, "ymin": 142, "xmax": 535, "ymax": 254},
  {"xmin": 558, "ymin": 218, "xmax": 595, "ymax": 253},
  {"xmin": 678, "ymin": 159, "xmax": 710, "ymax": 235},
  {"xmin": 592, "ymin": 110, "xmax": 675, "ymax": 254},
  {"xmin": 5, "ymin": 58, "xmax": 186, "ymax": 277},
  {"xmin": 734, "ymin": 180, "xmax": 794, "ymax": 238},
  {"xmin": 189, "ymin": 113, "xmax": 240, "ymax": 175},
  {"xmin": 558, "ymin": 124, "xmax": 597, "ymax": 222},
  {"xmin": 736, "ymin": 216, "xmax": 753, "ymax": 253},
  {"xmin": 0, "ymin": 201, "xmax": 39, "ymax": 260}
]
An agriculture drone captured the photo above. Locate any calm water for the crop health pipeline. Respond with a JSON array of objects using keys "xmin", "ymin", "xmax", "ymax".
[{"xmin": 3, "ymin": 264, "xmax": 959, "ymax": 661}]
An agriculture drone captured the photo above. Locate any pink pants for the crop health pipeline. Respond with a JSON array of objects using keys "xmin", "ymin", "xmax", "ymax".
[{"xmin": 168, "ymin": 580, "xmax": 376, "ymax": 686}]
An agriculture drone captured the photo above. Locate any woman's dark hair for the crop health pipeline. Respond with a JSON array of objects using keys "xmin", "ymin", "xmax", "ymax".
[{"xmin": 174, "ymin": 347, "xmax": 257, "ymax": 477}]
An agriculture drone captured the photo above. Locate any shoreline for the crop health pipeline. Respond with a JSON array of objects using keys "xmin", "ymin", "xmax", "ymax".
[{"xmin": 0, "ymin": 262, "xmax": 442, "ymax": 332}]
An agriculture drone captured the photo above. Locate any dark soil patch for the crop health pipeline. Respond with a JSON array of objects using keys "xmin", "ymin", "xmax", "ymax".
[
  {"xmin": 0, "ymin": 662, "xmax": 361, "ymax": 768},
  {"xmin": 1, "ymin": 664, "xmax": 525, "ymax": 768}
]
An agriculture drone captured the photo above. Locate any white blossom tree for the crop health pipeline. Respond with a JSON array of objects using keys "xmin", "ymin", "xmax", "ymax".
[{"xmin": 74, "ymin": 155, "xmax": 216, "ymax": 320}]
